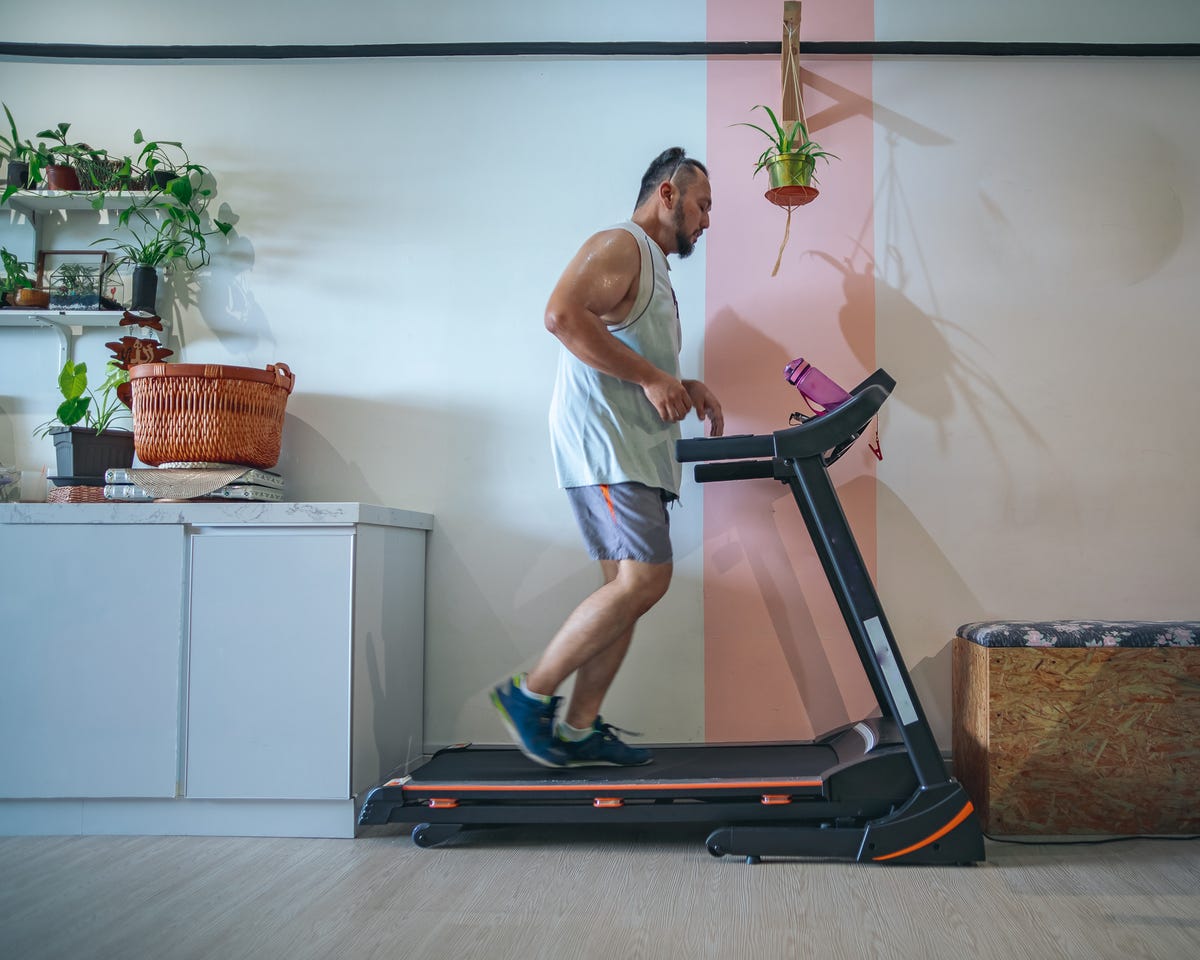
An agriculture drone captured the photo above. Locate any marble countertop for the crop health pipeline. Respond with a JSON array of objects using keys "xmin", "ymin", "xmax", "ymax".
[{"xmin": 0, "ymin": 501, "xmax": 434, "ymax": 529}]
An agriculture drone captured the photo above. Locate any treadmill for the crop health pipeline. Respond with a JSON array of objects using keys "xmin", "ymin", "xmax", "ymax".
[{"xmin": 359, "ymin": 369, "xmax": 985, "ymax": 865}]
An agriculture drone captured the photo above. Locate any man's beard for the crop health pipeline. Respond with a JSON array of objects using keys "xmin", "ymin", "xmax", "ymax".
[{"xmin": 673, "ymin": 204, "xmax": 695, "ymax": 259}]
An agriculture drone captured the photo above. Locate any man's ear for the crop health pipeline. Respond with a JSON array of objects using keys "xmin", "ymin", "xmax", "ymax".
[{"xmin": 657, "ymin": 178, "xmax": 676, "ymax": 209}]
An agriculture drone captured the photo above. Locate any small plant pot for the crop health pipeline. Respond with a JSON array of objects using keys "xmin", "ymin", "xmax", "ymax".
[
  {"xmin": 5, "ymin": 159, "xmax": 30, "ymax": 189},
  {"xmin": 131, "ymin": 264, "xmax": 158, "ymax": 313},
  {"xmin": 51, "ymin": 426, "xmax": 135, "ymax": 479},
  {"xmin": 149, "ymin": 168, "xmax": 177, "ymax": 190},
  {"xmin": 44, "ymin": 164, "xmax": 82, "ymax": 191},
  {"xmin": 13, "ymin": 287, "xmax": 51, "ymax": 309},
  {"xmin": 766, "ymin": 153, "xmax": 816, "ymax": 189}
]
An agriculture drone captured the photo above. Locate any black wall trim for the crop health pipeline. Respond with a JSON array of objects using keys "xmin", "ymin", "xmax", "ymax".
[{"xmin": 0, "ymin": 40, "xmax": 1198, "ymax": 62}]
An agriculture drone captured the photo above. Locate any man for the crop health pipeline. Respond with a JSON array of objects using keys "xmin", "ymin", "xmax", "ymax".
[{"xmin": 492, "ymin": 147, "xmax": 723, "ymax": 768}]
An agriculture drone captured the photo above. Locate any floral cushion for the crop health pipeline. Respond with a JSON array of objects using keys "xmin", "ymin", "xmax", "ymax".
[{"xmin": 957, "ymin": 620, "xmax": 1200, "ymax": 649}]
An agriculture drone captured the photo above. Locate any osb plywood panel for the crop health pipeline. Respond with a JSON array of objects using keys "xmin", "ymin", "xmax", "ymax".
[
  {"xmin": 952, "ymin": 638, "xmax": 991, "ymax": 825},
  {"xmin": 953, "ymin": 639, "xmax": 1199, "ymax": 835}
]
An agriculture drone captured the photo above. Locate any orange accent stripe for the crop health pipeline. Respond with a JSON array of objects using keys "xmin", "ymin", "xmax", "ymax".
[
  {"xmin": 404, "ymin": 778, "xmax": 823, "ymax": 795},
  {"xmin": 872, "ymin": 801, "xmax": 975, "ymax": 862},
  {"xmin": 600, "ymin": 483, "xmax": 616, "ymax": 521}
]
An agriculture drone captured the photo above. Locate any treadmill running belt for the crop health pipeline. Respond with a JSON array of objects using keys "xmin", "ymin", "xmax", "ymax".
[{"xmin": 408, "ymin": 742, "xmax": 839, "ymax": 786}]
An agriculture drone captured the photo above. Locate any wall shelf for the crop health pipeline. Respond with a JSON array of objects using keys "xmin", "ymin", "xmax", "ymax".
[
  {"xmin": 6, "ymin": 190, "xmax": 153, "ymax": 221},
  {"xmin": 3, "ymin": 191, "xmax": 163, "ymax": 368},
  {"xmin": 0, "ymin": 310, "xmax": 154, "ymax": 366}
]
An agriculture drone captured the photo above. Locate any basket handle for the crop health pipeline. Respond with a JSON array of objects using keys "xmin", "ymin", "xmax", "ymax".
[{"xmin": 269, "ymin": 362, "xmax": 295, "ymax": 394}]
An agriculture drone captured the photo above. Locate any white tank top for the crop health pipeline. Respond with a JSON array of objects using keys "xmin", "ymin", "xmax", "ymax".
[{"xmin": 549, "ymin": 221, "xmax": 683, "ymax": 495}]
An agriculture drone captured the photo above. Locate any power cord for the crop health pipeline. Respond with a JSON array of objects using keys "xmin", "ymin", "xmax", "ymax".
[{"xmin": 985, "ymin": 832, "xmax": 1200, "ymax": 847}]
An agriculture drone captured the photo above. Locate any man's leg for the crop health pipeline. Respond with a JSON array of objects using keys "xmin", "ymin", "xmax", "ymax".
[
  {"xmin": 561, "ymin": 560, "xmax": 633, "ymax": 728},
  {"xmin": 493, "ymin": 483, "xmax": 671, "ymax": 766},
  {"xmin": 525, "ymin": 557, "xmax": 672, "ymax": 713}
]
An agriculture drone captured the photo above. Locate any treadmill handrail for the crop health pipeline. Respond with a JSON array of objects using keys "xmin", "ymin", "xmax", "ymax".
[
  {"xmin": 675, "ymin": 368, "xmax": 895, "ymax": 465},
  {"xmin": 677, "ymin": 432, "xmax": 774, "ymax": 463}
]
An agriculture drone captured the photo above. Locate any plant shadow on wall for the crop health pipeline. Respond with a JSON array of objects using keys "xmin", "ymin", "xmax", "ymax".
[{"xmin": 805, "ymin": 132, "xmax": 1049, "ymax": 500}]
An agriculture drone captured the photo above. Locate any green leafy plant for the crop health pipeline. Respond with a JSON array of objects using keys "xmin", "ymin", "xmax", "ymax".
[
  {"xmin": 91, "ymin": 129, "xmax": 235, "ymax": 271},
  {"xmin": 734, "ymin": 104, "xmax": 839, "ymax": 180},
  {"xmin": 28, "ymin": 121, "xmax": 93, "ymax": 183},
  {"xmin": 0, "ymin": 108, "xmax": 13, "ymax": 156},
  {"xmin": 1, "ymin": 103, "xmax": 35, "ymax": 202},
  {"xmin": 0, "ymin": 116, "xmax": 239, "ymax": 288},
  {"xmin": 1, "ymin": 246, "xmax": 35, "ymax": 303},
  {"xmin": 34, "ymin": 360, "xmax": 130, "ymax": 438}
]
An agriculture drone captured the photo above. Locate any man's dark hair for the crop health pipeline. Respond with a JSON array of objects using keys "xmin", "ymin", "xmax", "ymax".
[{"xmin": 634, "ymin": 147, "xmax": 708, "ymax": 209}]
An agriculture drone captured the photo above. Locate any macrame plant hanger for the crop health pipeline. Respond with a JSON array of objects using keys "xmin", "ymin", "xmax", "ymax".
[{"xmin": 767, "ymin": 1, "xmax": 818, "ymax": 276}]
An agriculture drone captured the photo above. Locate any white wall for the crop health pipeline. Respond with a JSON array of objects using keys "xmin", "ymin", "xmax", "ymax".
[
  {"xmin": 872, "ymin": 53, "xmax": 1200, "ymax": 744},
  {"xmin": 0, "ymin": 1, "xmax": 709, "ymax": 748},
  {"xmin": 3, "ymin": 1, "xmax": 1197, "ymax": 754}
]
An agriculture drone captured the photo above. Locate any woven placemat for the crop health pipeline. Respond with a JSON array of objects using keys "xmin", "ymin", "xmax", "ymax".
[
  {"xmin": 127, "ymin": 466, "xmax": 249, "ymax": 500},
  {"xmin": 49, "ymin": 486, "xmax": 107, "ymax": 503}
]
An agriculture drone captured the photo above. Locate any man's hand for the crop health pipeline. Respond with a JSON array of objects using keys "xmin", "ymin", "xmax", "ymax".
[
  {"xmin": 683, "ymin": 380, "xmax": 724, "ymax": 436},
  {"xmin": 643, "ymin": 372, "xmax": 693, "ymax": 424}
]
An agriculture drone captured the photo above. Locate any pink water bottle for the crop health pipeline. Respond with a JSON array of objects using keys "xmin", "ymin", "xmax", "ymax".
[{"xmin": 784, "ymin": 358, "xmax": 852, "ymax": 415}]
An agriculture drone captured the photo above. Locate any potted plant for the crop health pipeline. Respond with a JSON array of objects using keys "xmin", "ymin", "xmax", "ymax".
[
  {"xmin": 132, "ymin": 129, "xmax": 193, "ymax": 191},
  {"xmin": 736, "ymin": 104, "xmax": 839, "ymax": 189},
  {"xmin": 27, "ymin": 122, "xmax": 84, "ymax": 190},
  {"xmin": 33, "ymin": 359, "xmax": 134, "ymax": 478},
  {"xmin": 0, "ymin": 103, "xmax": 34, "ymax": 198},
  {"xmin": 1, "ymin": 246, "xmax": 49, "ymax": 308},
  {"xmin": 103, "ymin": 224, "xmax": 196, "ymax": 313},
  {"xmin": 101, "ymin": 137, "xmax": 235, "ymax": 311}
]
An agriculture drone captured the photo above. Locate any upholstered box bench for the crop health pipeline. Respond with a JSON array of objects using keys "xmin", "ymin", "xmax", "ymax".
[{"xmin": 952, "ymin": 620, "xmax": 1199, "ymax": 835}]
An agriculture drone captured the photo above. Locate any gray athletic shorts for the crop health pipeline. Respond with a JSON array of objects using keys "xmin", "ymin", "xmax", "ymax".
[{"xmin": 564, "ymin": 482, "xmax": 673, "ymax": 565}]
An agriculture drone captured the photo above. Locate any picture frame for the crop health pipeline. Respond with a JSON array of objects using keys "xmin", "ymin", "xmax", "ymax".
[{"xmin": 36, "ymin": 249, "xmax": 113, "ymax": 310}]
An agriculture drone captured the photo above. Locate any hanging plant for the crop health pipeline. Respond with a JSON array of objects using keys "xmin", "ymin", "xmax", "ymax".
[
  {"xmin": 734, "ymin": 102, "xmax": 840, "ymax": 277},
  {"xmin": 736, "ymin": 104, "xmax": 839, "ymax": 188}
]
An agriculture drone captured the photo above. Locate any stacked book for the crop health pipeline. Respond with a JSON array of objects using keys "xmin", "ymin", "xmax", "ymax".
[{"xmin": 104, "ymin": 466, "xmax": 285, "ymax": 502}]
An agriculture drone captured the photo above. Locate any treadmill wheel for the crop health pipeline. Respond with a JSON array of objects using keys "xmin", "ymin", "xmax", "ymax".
[{"xmin": 411, "ymin": 822, "xmax": 463, "ymax": 848}]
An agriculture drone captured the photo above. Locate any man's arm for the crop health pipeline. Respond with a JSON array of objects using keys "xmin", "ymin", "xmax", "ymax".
[{"xmin": 545, "ymin": 230, "xmax": 693, "ymax": 424}]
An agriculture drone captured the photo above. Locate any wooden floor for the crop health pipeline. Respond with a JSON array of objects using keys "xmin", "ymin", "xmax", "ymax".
[{"xmin": 1, "ymin": 824, "xmax": 1197, "ymax": 959}]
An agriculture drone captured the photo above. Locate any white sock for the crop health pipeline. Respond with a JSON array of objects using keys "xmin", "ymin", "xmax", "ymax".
[
  {"xmin": 518, "ymin": 675, "xmax": 551, "ymax": 704},
  {"xmin": 556, "ymin": 719, "xmax": 594, "ymax": 742}
]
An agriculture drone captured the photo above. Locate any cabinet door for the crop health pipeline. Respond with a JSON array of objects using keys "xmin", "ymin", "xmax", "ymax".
[
  {"xmin": 185, "ymin": 530, "xmax": 354, "ymax": 800},
  {"xmin": 0, "ymin": 523, "xmax": 186, "ymax": 798}
]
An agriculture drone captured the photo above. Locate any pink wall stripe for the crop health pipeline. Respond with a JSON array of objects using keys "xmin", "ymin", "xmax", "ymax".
[{"xmin": 704, "ymin": 0, "xmax": 876, "ymax": 741}]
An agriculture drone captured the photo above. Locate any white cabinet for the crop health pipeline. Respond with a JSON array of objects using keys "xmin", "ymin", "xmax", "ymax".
[
  {"xmin": 186, "ymin": 530, "xmax": 356, "ymax": 801},
  {"xmin": 0, "ymin": 523, "xmax": 186, "ymax": 799},
  {"xmin": 0, "ymin": 502, "xmax": 432, "ymax": 837}
]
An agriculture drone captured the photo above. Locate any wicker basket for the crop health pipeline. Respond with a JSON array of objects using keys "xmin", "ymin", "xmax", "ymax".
[{"xmin": 129, "ymin": 362, "xmax": 295, "ymax": 469}]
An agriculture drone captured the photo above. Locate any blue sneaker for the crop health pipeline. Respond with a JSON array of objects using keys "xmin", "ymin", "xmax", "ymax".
[
  {"xmin": 490, "ymin": 675, "xmax": 570, "ymax": 768},
  {"xmin": 558, "ymin": 717, "xmax": 653, "ymax": 767}
]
